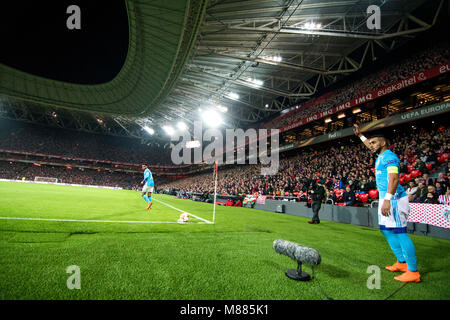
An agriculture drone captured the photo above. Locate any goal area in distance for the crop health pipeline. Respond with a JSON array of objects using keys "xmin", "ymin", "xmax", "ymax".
[{"xmin": 34, "ymin": 177, "xmax": 58, "ymax": 183}]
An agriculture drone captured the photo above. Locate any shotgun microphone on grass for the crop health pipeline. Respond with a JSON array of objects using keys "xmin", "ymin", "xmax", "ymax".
[{"xmin": 273, "ymin": 239, "xmax": 321, "ymax": 281}]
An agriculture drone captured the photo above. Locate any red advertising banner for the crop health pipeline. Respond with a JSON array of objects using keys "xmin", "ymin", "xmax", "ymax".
[
  {"xmin": 279, "ymin": 61, "xmax": 450, "ymax": 133},
  {"xmin": 408, "ymin": 203, "xmax": 450, "ymax": 229}
]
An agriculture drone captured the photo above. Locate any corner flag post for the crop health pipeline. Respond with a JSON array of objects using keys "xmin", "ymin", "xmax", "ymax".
[{"xmin": 212, "ymin": 160, "xmax": 218, "ymax": 224}]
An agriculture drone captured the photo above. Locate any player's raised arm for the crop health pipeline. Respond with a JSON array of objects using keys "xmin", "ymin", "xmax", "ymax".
[{"xmin": 353, "ymin": 124, "xmax": 372, "ymax": 151}]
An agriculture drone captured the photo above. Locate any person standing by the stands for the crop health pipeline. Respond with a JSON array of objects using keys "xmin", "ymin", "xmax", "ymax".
[
  {"xmin": 308, "ymin": 179, "xmax": 326, "ymax": 225},
  {"xmin": 353, "ymin": 124, "xmax": 420, "ymax": 283}
]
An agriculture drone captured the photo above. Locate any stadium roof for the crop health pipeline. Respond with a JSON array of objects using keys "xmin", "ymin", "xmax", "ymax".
[{"xmin": 0, "ymin": 0, "xmax": 444, "ymax": 140}]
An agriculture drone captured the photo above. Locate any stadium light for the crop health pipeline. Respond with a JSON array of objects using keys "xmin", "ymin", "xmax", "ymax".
[
  {"xmin": 216, "ymin": 105, "xmax": 228, "ymax": 113},
  {"xmin": 352, "ymin": 108, "xmax": 362, "ymax": 114},
  {"xmin": 162, "ymin": 125, "xmax": 175, "ymax": 136},
  {"xmin": 324, "ymin": 117, "xmax": 332, "ymax": 123},
  {"xmin": 177, "ymin": 121, "xmax": 188, "ymax": 131},
  {"xmin": 246, "ymin": 78, "xmax": 264, "ymax": 87},
  {"xmin": 202, "ymin": 110, "xmax": 223, "ymax": 127},
  {"xmin": 226, "ymin": 92, "xmax": 239, "ymax": 100},
  {"xmin": 338, "ymin": 113, "xmax": 346, "ymax": 119},
  {"xmin": 144, "ymin": 126, "xmax": 154, "ymax": 135},
  {"xmin": 303, "ymin": 22, "xmax": 322, "ymax": 29},
  {"xmin": 262, "ymin": 55, "xmax": 282, "ymax": 63}
]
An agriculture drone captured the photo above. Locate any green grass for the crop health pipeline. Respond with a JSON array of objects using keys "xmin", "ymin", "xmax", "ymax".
[{"xmin": 0, "ymin": 181, "xmax": 449, "ymax": 300}]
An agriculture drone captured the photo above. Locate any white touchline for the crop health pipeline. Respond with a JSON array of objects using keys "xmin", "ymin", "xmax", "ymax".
[
  {"xmin": 152, "ymin": 198, "xmax": 213, "ymax": 224},
  {"xmin": 0, "ymin": 217, "xmax": 180, "ymax": 224}
]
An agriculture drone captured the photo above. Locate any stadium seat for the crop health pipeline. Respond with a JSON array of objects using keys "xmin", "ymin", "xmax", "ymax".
[
  {"xmin": 359, "ymin": 194, "xmax": 369, "ymax": 203},
  {"xmin": 437, "ymin": 154, "xmax": 448, "ymax": 164},
  {"xmin": 411, "ymin": 170, "xmax": 421, "ymax": 178},
  {"xmin": 404, "ymin": 174, "xmax": 412, "ymax": 183},
  {"xmin": 368, "ymin": 189, "xmax": 379, "ymax": 199}
]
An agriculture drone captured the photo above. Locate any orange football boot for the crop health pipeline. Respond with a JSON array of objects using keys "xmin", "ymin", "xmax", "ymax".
[
  {"xmin": 394, "ymin": 270, "xmax": 421, "ymax": 283},
  {"xmin": 146, "ymin": 202, "xmax": 152, "ymax": 210},
  {"xmin": 385, "ymin": 262, "xmax": 408, "ymax": 272}
]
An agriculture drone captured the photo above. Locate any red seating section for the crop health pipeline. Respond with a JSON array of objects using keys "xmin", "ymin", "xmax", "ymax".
[
  {"xmin": 411, "ymin": 170, "xmax": 421, "ymax": 178},
  {"xmin": 368, "ymin": 189, "xmax": 379, "ymax": 199},
  {"xmin": 359, "ymin": 193, "xmax": 369, "ymax": 203},
  {"xmin": 403, "ymin": 174, "xmax": 412, "ymax": 183}
]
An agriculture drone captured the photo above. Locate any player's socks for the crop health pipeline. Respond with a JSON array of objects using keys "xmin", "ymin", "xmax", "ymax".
[
  {"xmin": 380, "ymin": 229, "xmax": 406, "ymax": 263},
  {"xmin": 146, "ymin": 195, "xmax": 152, "ymax": 209},
  {"xmin": 142, "ymin": 194, "xmax": 150, "ymax": 203},
  {"xmin": 396, "ymin": 233, "xmax": 418, "ymax": 272}
]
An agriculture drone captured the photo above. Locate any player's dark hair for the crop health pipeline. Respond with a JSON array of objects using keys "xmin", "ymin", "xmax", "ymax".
[{"xmin": 370, "ymin": 133, "xmax": 389, "ymax": 145}]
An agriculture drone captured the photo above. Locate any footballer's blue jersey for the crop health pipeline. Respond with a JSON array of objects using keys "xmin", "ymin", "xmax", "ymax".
[
  {"xmin": 375, "ymin": 150, "xmax": 406, "ymax": 199},
  {"xmin": 144, "ymin": 168, "xmax": 154, "ymax": 187}
]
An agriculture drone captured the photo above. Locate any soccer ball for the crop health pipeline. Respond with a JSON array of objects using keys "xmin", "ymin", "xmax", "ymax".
[{"xmin": 177, "ymin": 213, "xmax": 189, "ymax": 224}]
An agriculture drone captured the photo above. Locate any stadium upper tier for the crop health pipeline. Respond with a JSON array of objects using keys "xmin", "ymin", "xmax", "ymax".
[
  {"xmin": 0, "ymin": 120, "xmax": 172, "ymax": 165},
  {"xmin": 262, "ymin": 42, "xmax": 450, "ymax": 131}
]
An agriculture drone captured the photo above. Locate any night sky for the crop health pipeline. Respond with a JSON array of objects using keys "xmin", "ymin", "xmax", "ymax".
[{"xmin": 0, "ymin": 1, "xmax": 129, "ymax": 84}]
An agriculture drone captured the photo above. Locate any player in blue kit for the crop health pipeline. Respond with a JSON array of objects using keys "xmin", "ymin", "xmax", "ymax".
[
  {"xmin": 354, "ymin": 124, "xmax": 420, "ymax": 283},
  {"xmin": 141, "ymin": 164, "xmax": 154, "ymax": 210}
]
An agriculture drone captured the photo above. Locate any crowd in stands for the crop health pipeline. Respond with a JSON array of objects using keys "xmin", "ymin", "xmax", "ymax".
[
  {"xmin": 160, "ymin": 125, "xmax": 450, "ymax": 206},
  {"xmin": 0, "ymin": 161, "xmax": 142, "ymax": 189},
  {"xmin": 1, "ymin": 122, "xmax": 448, "ymax": 206},
  {"xmin": 263, "ymin": 42, "xmax": 449, "ymax": 130},
  {"xmin": 0, "ymin": 120, "xmax": 171, "ymax": 165}
]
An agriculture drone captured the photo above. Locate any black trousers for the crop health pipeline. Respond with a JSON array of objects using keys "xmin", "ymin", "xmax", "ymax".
[{"xmin": 312, "ymin": 201, "xmax": 322, "ymax": 222}]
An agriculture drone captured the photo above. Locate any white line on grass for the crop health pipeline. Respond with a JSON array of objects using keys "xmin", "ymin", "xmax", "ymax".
[
  {"xmin": 152, "ymin": 198, "xmax": 213, "ymax": 224},
  {"xmin": 0, "ymin": 217, "xmax": 212, "ymax": 224},
  {"xmin": 0, "ymin": 217, "xmax": 176, "ymax": 224}
]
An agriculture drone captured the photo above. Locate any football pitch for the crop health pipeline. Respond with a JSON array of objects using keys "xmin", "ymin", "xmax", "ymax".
[{"xmin": 0, "ymin": 181, "xmax": 449, "ymax": 300}]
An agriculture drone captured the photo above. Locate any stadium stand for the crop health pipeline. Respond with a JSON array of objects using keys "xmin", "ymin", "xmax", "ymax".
[
  {"xmin": 1, "ymin": 119, "xmax": 447, "ymax": 199},
  {"xmin": 262, "ymin": 43, "xmax": 449, "ymax": 131},
  {"xmin": 159, "ymin": 124, "xmax": 449, "ymax": 206},
  {"xmin": 0, "ymin": 120, "xmax": 172, "ymax": 165}
]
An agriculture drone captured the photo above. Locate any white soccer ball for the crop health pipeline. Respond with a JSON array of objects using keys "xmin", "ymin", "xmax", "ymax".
[{"xmin": 178, "ymin": 213, "xmax": 189, "ymax": 224}]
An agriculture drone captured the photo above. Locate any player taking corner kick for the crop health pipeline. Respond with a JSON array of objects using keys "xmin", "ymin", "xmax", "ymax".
[
  {"xmin": 354, "ymin": 124, "xmax": 421, "ymax": 283},
  {"xmin": 141, "ymin": 164, "xmax": 154, "ymax": 210}
]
